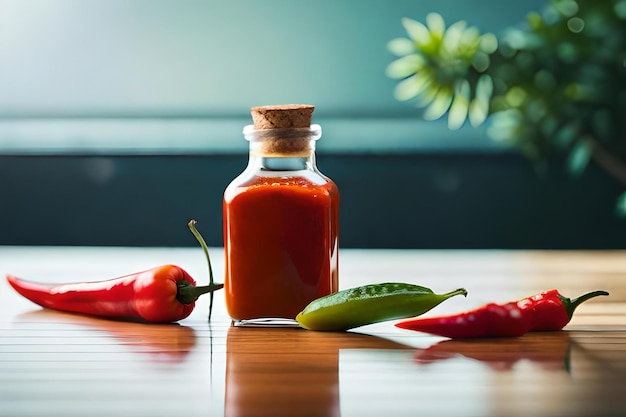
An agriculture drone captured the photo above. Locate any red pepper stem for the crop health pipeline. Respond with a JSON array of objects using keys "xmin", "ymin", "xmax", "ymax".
[
  {"xmin": 188, "ymin": 219, "xmax": 223, "ymax": 320},
  {"xmin": 176, "ymin": 280, "xmax": 224, "ymax": 305},
  {"xmin": 561, "ymin": 290, "xmax": 609, "ymax": 319}
]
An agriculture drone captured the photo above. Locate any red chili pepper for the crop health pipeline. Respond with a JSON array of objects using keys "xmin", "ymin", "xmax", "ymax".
[
  {"xmin": 6, "ymin": 220, "xmax": 223, "ymax": 323},
  {"xmin": 395, "ymin": 289, "xmax": 609, "ymax": 338}
]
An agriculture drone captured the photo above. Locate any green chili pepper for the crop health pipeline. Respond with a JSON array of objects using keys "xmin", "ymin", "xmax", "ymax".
[{"xmin": 295, "ymin": 283, "xmax": 468, "ymax": 331}]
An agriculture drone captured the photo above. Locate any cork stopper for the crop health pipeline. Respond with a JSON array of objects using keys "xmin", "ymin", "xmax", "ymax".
[
  {"xmin": 251, "ymin": 104, "xmax": 314, "ymax": 129},
  {"xmin": 247, "ymin": 104, "xmax": 318, "ymax": 157}
]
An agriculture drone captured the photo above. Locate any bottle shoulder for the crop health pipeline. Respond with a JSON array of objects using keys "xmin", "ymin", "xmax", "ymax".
[
  {"xmin": 224, "ymin": 169, "xmax": 337, "ymax": 202},
  {"xmin": 228, "ymin": 167, "xmax": 331, "ymax": 186}
]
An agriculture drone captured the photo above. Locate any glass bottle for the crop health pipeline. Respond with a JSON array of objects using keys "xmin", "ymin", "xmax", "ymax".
[{"xmin": 223, "ymin": 104, "xmax": 339, "ymax": 321}]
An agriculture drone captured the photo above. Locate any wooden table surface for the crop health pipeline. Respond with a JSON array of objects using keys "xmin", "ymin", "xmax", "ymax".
[{"xmin": 1, "ymin": 247, "xmax": 625, "ymax": 417}]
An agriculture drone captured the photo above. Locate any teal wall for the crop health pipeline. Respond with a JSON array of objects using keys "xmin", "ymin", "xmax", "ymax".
[{"xmin": 0, "ymin": 0, "xmax": 547, "ymax": 119}]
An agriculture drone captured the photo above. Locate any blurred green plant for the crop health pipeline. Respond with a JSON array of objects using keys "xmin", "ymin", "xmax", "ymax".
[{"xmin": 387, "ymin": 0, "xmax": 626, "ymax": 216}]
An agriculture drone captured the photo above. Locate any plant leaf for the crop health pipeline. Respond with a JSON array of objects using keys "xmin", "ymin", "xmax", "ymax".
[
  {"xmin": 401, "ymin": 17, "xmax": 431, "ymax": 45},
  {"xmin": 567, "ymin": 140, "xmax": 591, "ymax": 177},
  {"xmin": 442, "ymin": 20, "xmax": 467, "ymax": 54},
  {"xmin": 385, "ymin": 54, "xmax": 425, "ymax": 79},
  {"xmin": 468, "ymin": 74, "xmax": 493, "ymax": 127},
  {"xmin": 426, "ymin": 13, "xmax": 446, "ymax": 38},
  {"xmin": 475, "ymin": 74, "xmax": 494, "ymax": 101},
  {"xmin": 394, "ymin": 73, "xmax": 431, "ymax": 101},
  {"xmin": 471, "ymin": 51, "xmax": 490, "ymax": 72},
  {"xmin": 486, "ymin": 109, "xmax": 522, "ymax": 141},
  {"xmin": 554, "ymin": 122, "xmax": 579, "ymax": 148},
  {"xmin": 479, "ymin": 33, "xmax": 498, "ymax": 53},
  {"xmin": 469, "ymin": 99, "xmax": 488, "ymax": 127},
  {"xmin": 423, "ymin": 87, "xmax": 454, "ymax": 120},
  {"xmin": 448, "ymin": 80, "xmax": 471, "ymax": 130},
  {"xmin": 526, "ymin": 12, "xmax": 544, "ymax": 30},
  {"xmin": 461, "ymin": 26, "xmax": 481, "ymax": 48},
  {"xmin": 416, "ymin": 84, "xmax": 441, "ymax": 108},
  {"xmin": 387, "ymin": 38, "xmax": 415, "ymax": 56}
]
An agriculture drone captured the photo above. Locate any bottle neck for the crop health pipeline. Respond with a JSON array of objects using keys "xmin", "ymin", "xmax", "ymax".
[
  {"xmin": 248, "ymin": 141, "xmax": 317, "ymax": 172},
  {"xmin": 243, "ymin": 124, "xmax": 322, "ymax": 172}
]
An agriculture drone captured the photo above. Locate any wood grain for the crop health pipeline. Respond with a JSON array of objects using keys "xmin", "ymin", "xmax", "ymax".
[{"xmin": 1, "ymin": 248, "xmax": 625, "ymax": 416}]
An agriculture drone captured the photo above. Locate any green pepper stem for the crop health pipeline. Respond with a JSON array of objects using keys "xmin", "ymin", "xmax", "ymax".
[
  {"xmin": 563, "ymin": 290, "xmax": 609, "ymax": 319},
  {"xmin": 177, "ymin": 280, "xmax": 224, "ymax": 305},
  {"xmin": 188, "ymin": 220, "xmax": 215, "ymax": 286},
  {"xmin": 186, "ymin": 219, "xmax": 224, "ymax": 320},
  {"xmin": 443, "ymin": 288, "xmax": 468, "ymax": 299}
]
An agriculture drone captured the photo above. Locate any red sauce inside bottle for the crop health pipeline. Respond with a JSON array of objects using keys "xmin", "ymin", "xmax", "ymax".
[{"xmin": 224, "ymin": 174, "xmax": 339, "ymax": 320}]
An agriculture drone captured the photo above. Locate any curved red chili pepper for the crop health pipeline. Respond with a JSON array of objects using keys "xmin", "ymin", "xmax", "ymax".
[
  {"xmin": 395, "ymin": 289, "xmax": 609, "ymax": 338},
  {"xmin": 6, "ymin": 265, "xmax": 222, "ymax": 323},
  {"xmin": 6, "ymin": 219, "xmax": 223, "ymax": 323}
]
